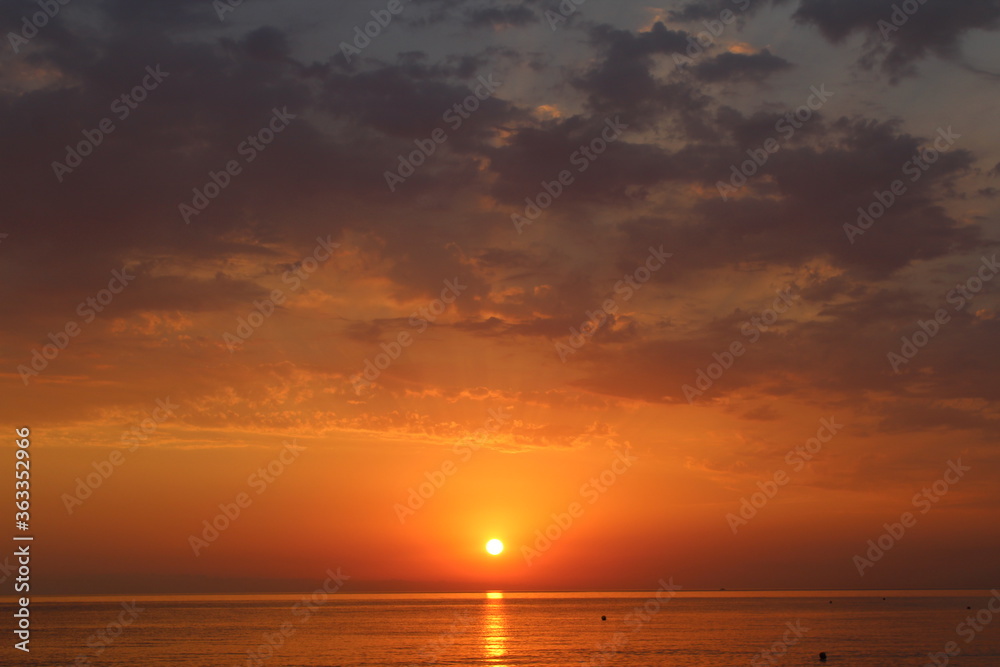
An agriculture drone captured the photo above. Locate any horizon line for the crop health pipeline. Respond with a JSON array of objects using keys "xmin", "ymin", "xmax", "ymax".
[{"xmin": 8, "ymin": 586, "xmax": 998, "ymax": 600}]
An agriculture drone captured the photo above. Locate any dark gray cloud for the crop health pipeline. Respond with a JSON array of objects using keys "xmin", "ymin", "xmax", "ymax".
[
  {"xmin": 792, "ymin": 0, "xmax": 1000, "ymax": 79},
  {"xmin": 669, "ymin": 0, "xmax": 1000, "ymax": 80},
  {"xmin": 573, "ymin": 22, "xmax": 707, "ymax": 124},
  {"xmin": 1, "ymin": 0, "xmax": 995, "ymax": 409},
  {"xmin": 465, "ymin": 5, "xmax": 539, "ymax": 28},
  {"xmin": 691, "ymin": 49, "xmax": 793, "ymax": 82},
  {"xmin": 563, "ymin": 280, "xmax": 1000, "ymax": 407},
  {"xmin": 239, "ymin": 26, "xmax": 293, "ymax": 62},
  {"xmin": 321, "ymin": 65, "xmax": 517, "ymax": 144},
  {"xmin": 617, "ymin": 118, "xmax": 982, "ymax": 281},
  {"xmin": 670, "ymin": 0, "xmax": 782, "ymax": 22}
]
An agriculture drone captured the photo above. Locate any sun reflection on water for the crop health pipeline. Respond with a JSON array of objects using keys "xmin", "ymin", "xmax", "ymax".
[{"xmin": 482, "ymin": 592, "xmax": 508, "ymax": 664}]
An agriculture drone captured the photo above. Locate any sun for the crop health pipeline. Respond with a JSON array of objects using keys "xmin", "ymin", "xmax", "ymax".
[{"xmin": 485, "ymin": 538, "xmax": 504, "ymax": 555}]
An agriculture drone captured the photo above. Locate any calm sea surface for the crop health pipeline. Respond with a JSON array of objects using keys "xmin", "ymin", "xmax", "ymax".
[{"xmin": 13, "ymin": 590, "xmax": 1000, "ymax": 666}]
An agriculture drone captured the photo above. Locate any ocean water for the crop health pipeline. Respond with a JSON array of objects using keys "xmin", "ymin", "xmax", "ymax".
[{"xmin": 15, "ymin": 590, "xmax": 1000, "ymax": 666}]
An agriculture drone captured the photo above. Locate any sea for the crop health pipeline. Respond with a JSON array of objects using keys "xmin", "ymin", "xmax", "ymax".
[{"xmin": 12, "ymin": 590, "xmax": 1000, "ymax": 666}]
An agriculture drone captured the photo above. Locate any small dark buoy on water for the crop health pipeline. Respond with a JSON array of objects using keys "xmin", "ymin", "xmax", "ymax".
[
  {"xmin": 828, "ymin": 600, "xmax": 833, "ymax": 604},
  {"xmin": 967, "ymin": 606, "xmax": 972, "ymax": 610},
  {"xmin": 601, "ymin": 615, "xmax": 606, "ymax": 621},
  {"xmin": 819, "ymin": 652, "xmax": 827, "ymax": 662}
]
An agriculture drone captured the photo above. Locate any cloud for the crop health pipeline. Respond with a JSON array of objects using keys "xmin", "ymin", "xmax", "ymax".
[
  {"xmin": 691, "ymin": 49, "xmax": 794, "ymax": 82},
  {"xmin": 465, "ymin": 5, "xmax": 539, "ymax": 28},
  {"xmin": 574, "ymin": 22, "xmax": 710, "ymax": 125},
  {"xmin": 669, "ymin": 0, "xmax": 781, "ymax": 22},
  {"xmin": 791, "ymin": 0, "xmax": 1000, "ymax": 79},
  {"xmin": 614, "ymin": 117, "xmax": 983, "ymax": 282},
  {"xmin": 239, "ymin": 26, "xmax": 293, "ymax": 62},
  {"xmin": 2, "ymin": 0, "xmax": 997, "ymax": 450}
]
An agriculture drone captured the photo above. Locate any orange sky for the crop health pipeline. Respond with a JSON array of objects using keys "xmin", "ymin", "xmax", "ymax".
[{"xmin": 2, "ymin": 0, "xmax": 999, "ymax": 594}]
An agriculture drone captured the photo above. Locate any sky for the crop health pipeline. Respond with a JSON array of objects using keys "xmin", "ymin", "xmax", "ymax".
[{"xmin": 2, "ymin": 0, "xmax": 999, "ymax": 595}]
